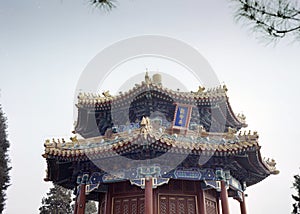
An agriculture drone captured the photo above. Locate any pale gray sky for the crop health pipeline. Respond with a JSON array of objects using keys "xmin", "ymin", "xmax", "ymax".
[{"xmin": 1, "ymin": 0, "xmax": 300, "ymax": 213}]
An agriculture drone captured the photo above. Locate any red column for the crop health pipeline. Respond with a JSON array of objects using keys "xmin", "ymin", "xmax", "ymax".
[
  {"xmin": 73, "ymin": 176, "xmax": 81, "ymax": 214},
  {"xmin": 145, "ymin": 178, "xmax": 153, "ymax": 214},
  {"xmin": 105, "ymin": 185, "xmax": 112, "ymax": 214},
  {"xmin": 77, "ymin": 183, "xmax": 87, "ymax": 214},
  {"xmin": 240, "ymin": 193, "xmax": 247, "ymax": 214},
  {"xmin": 197, "ymin": 184, "xmax": 207, "ymax": 214},
  {"xmin": 101, "ymin": 191, "xmax": 109, "ymax": 214},
  {"xmin": 220, "ymin": 180, "xmax": 230, "ymax": 214}
]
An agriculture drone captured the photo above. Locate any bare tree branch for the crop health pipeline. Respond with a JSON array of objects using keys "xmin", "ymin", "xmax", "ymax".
[{"xmin": 232, "ymin": 0, "xmax": 300, "ymax": 42}]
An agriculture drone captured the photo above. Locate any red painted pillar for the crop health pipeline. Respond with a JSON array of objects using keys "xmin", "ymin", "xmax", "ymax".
[
  {"xmin": 74, "ymin": 177, "xmax": 81, "ymax": 214},
  {"xmin": 145, "ymin": 178, "xmax": 153, "ymax": 214},
  {"xmin": 77, "ymin": 183, "xmax": 87, "ymax": 214},
  {"xmin": 76, "ymin": 174, "xmax": 88, "ymax": 214},
  {"xmin": 240, "ymin": 193, "xmax": 247, "ymax": 214},
  {"xmin": 220, "ymin": 180, "xmax": 230, "ymax": 214},
  {"xmin": 105, "ymin": 185, "xmax": 112, "ymax": 214},
  {"xmin": 101, "ymin": 191, "xmax": 108, "ymax": 214},
  {"xmin": 198, "ymin": 184, "xmax": 207, "ymax": 214}
]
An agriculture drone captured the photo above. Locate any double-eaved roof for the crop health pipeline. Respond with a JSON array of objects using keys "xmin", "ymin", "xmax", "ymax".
[{"xmin": 42, "ymin": 73, "xmax": 278, "ymax": 190}]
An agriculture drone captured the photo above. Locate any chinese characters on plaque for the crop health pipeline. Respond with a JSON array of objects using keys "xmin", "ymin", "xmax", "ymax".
[{"xmin": 173, "ymin": 104, "xmax": 192, "ymax": 129}]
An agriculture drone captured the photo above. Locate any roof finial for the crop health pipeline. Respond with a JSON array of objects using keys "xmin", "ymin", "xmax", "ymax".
[
  {"xmin": 152, "ymin": 73, "xmax": 162, "ymax": 86},
  {"xmin": 102, "ymin": 90, "xmax": 112, "ymax": 98},
  {"xmin": 237, "ymin": 113, "xmax": 246, "ymax": 123},
  {"xmin": 145, "ymin": 71, "xmax": 151, "ymax": 85},
  {"xmin": 197, "ymin": 86, "xmax": 205, "ymax": 93},
  {"xmin": 140, "ymin": 116, "xmax": 152, "ymax": 138}
]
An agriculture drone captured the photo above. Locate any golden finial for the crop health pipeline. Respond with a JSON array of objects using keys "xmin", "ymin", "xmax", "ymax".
[
  {"xmin": 197, "ymin": 86, "xmax": 205, "ymax": 93},
  {"xmin": 227, "ymin": 127, "xmax": 237, "ymax": 139},
  {"xmin": 237, "ymin": 113, "xmax": 246, "ymax": 123},
  {"xmin": 102, "ymin": 90, "xmax": 112, "ymax": 98},
  {"xmin": 270, "ymin": 159, "xmax": 276, "ymax": 166},
  {"xmin": 140, "ymin": 116, "xmax": 151, "ymax": 127},
  {"xmin": 44, "ymin": 139, "xmax": 52, "ymax": 147},
  {"xmin": 196, "ymin": 125, "xmax": 206, "ymax": 136},
  {"xmin": 70, "ymin": 136, "xmax": 78, "ymax": 143},
  {"xmin": 140, "ymin": 116, "xmax": 152, "ymax": 138},
  {"xmin": 145, "ymin": 71, "xmax": 151, "ymax": 84},
  {"xmin": 228, "ymin": 127, "xmax": 237, "ymax": 134}
]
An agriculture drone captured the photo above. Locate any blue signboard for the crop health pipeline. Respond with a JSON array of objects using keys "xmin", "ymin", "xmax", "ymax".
[
  {"xmin": 174, "ymin": 168, "xmax": 202, "ymax": 180},
  {"xmin": 174, "ymin": 106, "xmax": 189, "ymax": 127}
]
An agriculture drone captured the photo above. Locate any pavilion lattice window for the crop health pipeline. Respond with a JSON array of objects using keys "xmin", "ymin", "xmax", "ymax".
[{"xmin": 205, "ymin": 198, "xmax": 217, "ymax": 214}]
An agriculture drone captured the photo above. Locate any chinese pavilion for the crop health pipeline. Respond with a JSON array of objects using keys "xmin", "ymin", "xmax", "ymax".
[{"xmin": 43, "ymin": 72, "xmax": 279, "ymax": 214}]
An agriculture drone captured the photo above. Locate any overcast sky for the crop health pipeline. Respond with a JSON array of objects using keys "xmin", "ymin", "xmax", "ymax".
[{"xmin": 1, "ymin": 0, "xmax": 300, "ymax": 213}]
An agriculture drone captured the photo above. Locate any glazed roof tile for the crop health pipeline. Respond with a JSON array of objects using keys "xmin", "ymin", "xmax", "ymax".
[
  {"xmin": 43, "ymin": 128, "xmax": 261, "ymax": 158},
  {"xmin": 77, "ymin": 81, "xmax": 229, "ymax": 106}
]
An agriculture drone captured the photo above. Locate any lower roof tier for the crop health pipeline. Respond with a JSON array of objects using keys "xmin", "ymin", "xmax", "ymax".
[{"xmin": 43, "ymin": 125, "xmax": 278, "ymax": 190}]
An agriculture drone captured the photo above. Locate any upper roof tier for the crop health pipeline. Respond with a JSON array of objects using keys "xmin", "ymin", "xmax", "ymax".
[{"xmin": 75, "ymin": 73, "xmax": 247, "ymax": 138}]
